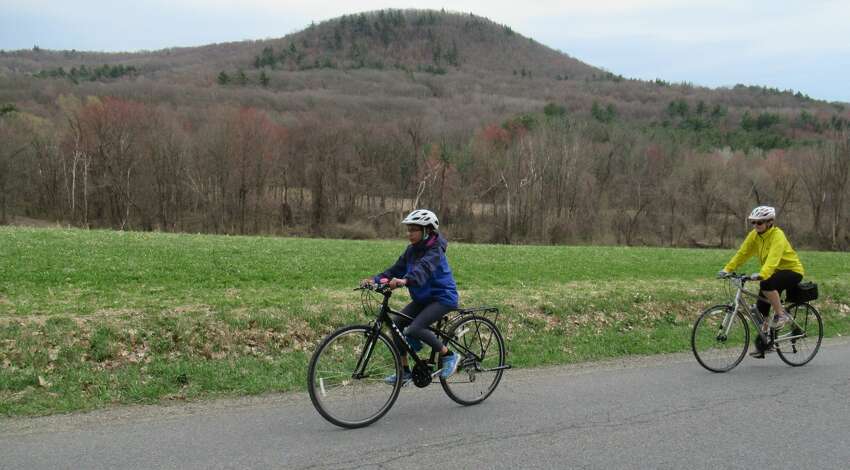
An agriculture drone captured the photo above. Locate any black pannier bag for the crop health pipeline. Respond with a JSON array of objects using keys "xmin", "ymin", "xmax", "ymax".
[{"xmin": 787, "ymin": 281, "xmax": 819, "ymax": 303}]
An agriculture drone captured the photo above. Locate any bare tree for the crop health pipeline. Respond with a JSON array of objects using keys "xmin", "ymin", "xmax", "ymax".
[
  {"xmin": 796, "ymin": 146, "xmax": 830, "ymax": 239},
  {"xmin": 827, "ymin": 133, "xmax": 850, "ymax": 248},
  {"xmin": 0, "ymin": 113, "xmax": 29, "ymax": 224}
]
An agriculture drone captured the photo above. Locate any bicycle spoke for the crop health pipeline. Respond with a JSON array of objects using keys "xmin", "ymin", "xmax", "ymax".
[
  {"xmin": 692, "ymin": 306, "xmax": 748, "ymax": 373},
  {"xmin": 776, "ymin": 303, "xmax": 822, "ymax": 367},
  {"xmin": 308, "ymin": 326, "xmax": 402, "ymax": 428},
  {"xmin": 441, "ymin": 316, "xmax": 505, "ymax": 405}
]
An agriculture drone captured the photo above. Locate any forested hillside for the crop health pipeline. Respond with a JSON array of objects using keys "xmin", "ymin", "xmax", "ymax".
[{"xmin": 1, "ymin": 9, "xmax": 848, "ymax": 249}]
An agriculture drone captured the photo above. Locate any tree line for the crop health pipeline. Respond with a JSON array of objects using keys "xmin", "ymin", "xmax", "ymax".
[{"xmin": 1, "ymin": 94, "xmax": 848, "ymax": 250}]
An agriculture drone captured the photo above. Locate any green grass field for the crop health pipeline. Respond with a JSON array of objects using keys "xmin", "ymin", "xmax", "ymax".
[{"xmin": 2, "ymin": 226, "xmax": 849, "ymax": 416}]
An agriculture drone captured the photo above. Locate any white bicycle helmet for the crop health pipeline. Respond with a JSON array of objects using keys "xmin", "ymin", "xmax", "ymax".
[
  {"xmin": 402, "ymin": 209, "xmax": 439, "ymax": 230},
  {"xmin": 748, "ymin": 205, "xmax": 776, "ymax": 221}
]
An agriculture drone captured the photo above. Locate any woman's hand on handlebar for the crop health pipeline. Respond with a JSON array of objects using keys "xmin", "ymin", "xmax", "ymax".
[{"xmin": 388, "ymin": 277, "xmax": 407, "ymax": 289}]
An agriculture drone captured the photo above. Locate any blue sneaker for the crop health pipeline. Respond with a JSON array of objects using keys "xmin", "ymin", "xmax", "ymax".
[
  {"xmin": 384, "ymin": 370, "xmax": 412, "ymax": 385},
  {"xmin": 440, "ymin": 353, "xmax": 460, "ymax": 379}
]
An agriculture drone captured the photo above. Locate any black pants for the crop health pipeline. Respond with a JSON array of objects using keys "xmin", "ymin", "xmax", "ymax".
[
  {"xmin": 394, "ymin": 301, "xmax": 453, "ymax": 352},
  {"xmin": 757, "ymin": 270, "xmax": 803, "ymax": 316}
]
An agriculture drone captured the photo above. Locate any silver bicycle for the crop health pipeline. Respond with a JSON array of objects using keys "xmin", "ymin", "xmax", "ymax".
[{"xmin": 691, "ymin": 273, "xmax": 823, "ymax": 372}]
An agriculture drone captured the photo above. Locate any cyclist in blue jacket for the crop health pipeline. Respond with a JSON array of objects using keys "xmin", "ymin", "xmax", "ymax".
[{"xmin": 361, "ymin": 209, "xmax": 460, "ymax": 384}]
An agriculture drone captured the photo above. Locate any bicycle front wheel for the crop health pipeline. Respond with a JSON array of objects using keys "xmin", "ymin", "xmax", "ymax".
[
  {"xmin": 307, "ymin": 325, "xmax": 402, "ymax": 428},
  {"xmin": 440, "ymin": 315, "xmax": 506, "ymax": 405},
  {"xmin": 691, "ymin": 305, "xmax": 749, "ymax": 373},
  {"xmin": 776, "ymin": 303, "xmax": 823, "ymax": 367}
]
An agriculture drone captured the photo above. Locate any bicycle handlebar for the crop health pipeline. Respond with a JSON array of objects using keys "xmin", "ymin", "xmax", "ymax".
[
  {"xmin": 719, "ymin": 272, "xmax": 759, "ymax": 290},
  {"xmin": 354, "ymin": 283, "xmax": 406, "ymax": 295}
]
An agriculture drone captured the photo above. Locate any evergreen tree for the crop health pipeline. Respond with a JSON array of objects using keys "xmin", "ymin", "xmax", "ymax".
[
  {"xmin": 605, "ymin": 103, "xmax": 617, "ymax": 121},
  {"xmin": 755, "ymin": 112, "xmax": 780, "ymax": 130},
  {"xmin": 217, "ymin": 71, "xmax": 230, "ymax": 85},
  {"xmin": 444, "ymin": 40, "xmax": 459, "ymax": 66},
  {"xmin": 432, "ymin": 43, "xmax": 442, "ymax": 65},
  {"xmin": 543, "ymin": 103, "xmax": 566, "ymax": 118},
  {"xmin": 334, "ymin": 28, "xmax": 344, "ymax": 50},
  {"xmin": 592, "ymin": 102, "xmax": 616, "ymax": 123},
  {"xmin": 710, "ymin": 104, "xmax": 726, "ymax": 121},
  {"xmin": 740, "ymin": 111, "xmax": 755, "ymax": 131}
]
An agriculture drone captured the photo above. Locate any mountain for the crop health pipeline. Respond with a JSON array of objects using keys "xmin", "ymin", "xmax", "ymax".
[
  {"xmin": 2, "ymin": 9, "xmax": 842, "ymax": 123},
  {"xmin": 1, "ymin": 9, "xmax": 848, "ymax": 249}
]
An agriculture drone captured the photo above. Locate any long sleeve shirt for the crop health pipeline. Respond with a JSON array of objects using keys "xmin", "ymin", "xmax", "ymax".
[{"xmin": 724, "ymin": 226, "xmax": 804, "ymax": 279}]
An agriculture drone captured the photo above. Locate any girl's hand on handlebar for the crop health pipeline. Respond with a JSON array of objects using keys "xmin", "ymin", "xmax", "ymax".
[{"xmin": 388, "ymin": 277, "xmax": 407, "ymax": 289}]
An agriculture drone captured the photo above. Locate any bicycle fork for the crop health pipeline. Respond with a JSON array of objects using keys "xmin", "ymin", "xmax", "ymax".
[
  {"xmin": 719, "ymin": 308, "xmax": 736, "ymax": 340},
  {"xmin": 352, "ymin": 326, "xmax": 381, "ymax": 379}
]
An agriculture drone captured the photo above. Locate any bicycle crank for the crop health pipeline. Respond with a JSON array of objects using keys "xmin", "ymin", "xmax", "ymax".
[{"xmin": 411, "ymin": 363, "xmax": 432, "ymax": 388}]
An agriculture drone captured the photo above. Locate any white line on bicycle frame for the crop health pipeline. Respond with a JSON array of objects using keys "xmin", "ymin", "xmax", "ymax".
[
  {"xmin": 725, "ymin": 288, "xmax": 745, "ymax": 336},
  {"xmin": 319, "ymin": 378, "xmax": 327, "ymax": 396},
  {"xmin": 722, "ymin": 310, "xmax": 735, "ymax": 336},
  {"xmin": 362, "ymin": 340, "xmax": 374, "ymax": 370},
  {"xmin": 775, "ymin": 333, "xmax": 806, "ymax": 343}
]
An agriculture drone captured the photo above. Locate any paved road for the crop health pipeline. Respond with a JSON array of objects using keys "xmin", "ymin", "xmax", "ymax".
[{"xmin": 3, "ymin": 339, "xmax": 850, "ymax": 469}]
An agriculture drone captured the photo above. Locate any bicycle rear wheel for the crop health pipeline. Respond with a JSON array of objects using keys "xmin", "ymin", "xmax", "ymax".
[
  {"xmin": 440, "ymin": 315, "xmax": 505, "ymax": 405},
  {"xmin": 691, "ymin": 305, "xmax": 749, "ymax": 373},
  {"xmin": 307, "ymin": 325, "xmax": 402, "ymax": 428},
  {"xmin": 776, "ymin": 303, "xmax": 823, "ymax": 367}
]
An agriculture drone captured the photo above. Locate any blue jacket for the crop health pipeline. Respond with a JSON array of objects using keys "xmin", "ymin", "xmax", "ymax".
[{"xmin": 374, "ymin": 233, "xmax": 459, "ymax": 308}]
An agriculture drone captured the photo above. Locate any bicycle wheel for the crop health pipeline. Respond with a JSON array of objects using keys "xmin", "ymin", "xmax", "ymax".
[
  {"xmin": 440, "ymin": 315, "xmax": 506, "ymax": 405},
  {"xmin": 307, "ymin": 325, "xmax": 402, "ymax": 428},
  {"xmin": 691, "ymin": 305, "xmax": 749, "ymax": 373},
  {"xmin": 776, "ymin": 303, "xmax": 823, "ymax": 367}
]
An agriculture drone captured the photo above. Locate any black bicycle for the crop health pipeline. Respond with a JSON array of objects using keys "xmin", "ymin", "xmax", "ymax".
[
  {"xmin": 691, "ymin": 273, "xmax": 822, "ymax": 372},
  {"xmin": 307, "ymin": 283, "xmax": 510, "ymax": 428}
]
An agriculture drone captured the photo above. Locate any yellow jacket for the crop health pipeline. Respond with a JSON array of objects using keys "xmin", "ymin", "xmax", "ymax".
[{"xmin": 724, "ymin": 226, "xmax": 804, "ymax": 279}]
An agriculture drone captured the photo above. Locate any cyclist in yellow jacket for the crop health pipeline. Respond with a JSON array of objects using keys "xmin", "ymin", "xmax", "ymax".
[{"xmin": 718, "ymin": 206, "xmax": 805, "ymax": 358}]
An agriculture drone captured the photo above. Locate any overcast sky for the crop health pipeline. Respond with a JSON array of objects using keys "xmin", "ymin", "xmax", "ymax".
[{"xmin": 2, "ymin": 0, "xmax": 848, "ymax": 102}]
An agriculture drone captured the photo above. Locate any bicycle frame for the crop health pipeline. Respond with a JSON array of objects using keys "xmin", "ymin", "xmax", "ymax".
[
  {"xmin": 723, "ymin": 274, "xmax": 808, "ymax": 347},
  {"xmin": 353, "ymin": 285, "xmax": 510, "ymax": 381}
]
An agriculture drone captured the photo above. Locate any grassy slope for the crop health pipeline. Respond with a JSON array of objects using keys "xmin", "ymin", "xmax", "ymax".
[{"xmin": 1, "ymin": 227, "xmax": 849, "ymax": 416}]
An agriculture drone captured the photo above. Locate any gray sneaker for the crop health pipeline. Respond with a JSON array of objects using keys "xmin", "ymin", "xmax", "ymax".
[{"xmin": 772, "ymin": 311, "xmax": 792, "ymax": 329}]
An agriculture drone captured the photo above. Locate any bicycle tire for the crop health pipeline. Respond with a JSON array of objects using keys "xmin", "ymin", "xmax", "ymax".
[
  {"xmin": 440, "ymin": 315, "xmax": 506, "ymax": 405},
  {"xmin": 691, "ymin": 305, "xmax": 749, "ymax": 373},
  {"xmin": 776, "ymin": 303, "xmax": 823, "ymax": 367},
  {"xmin": 307, "ymin": 324, "xmax": 402, "ymax": 428}
]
